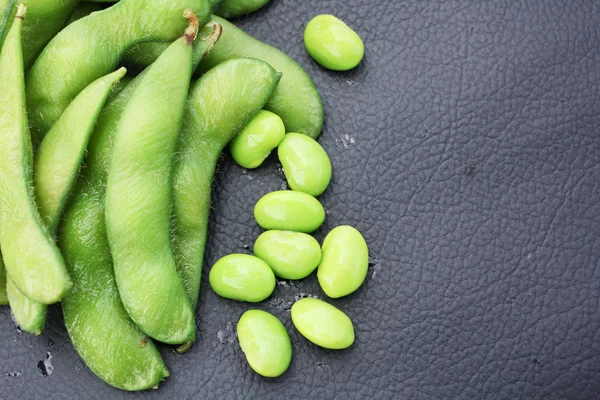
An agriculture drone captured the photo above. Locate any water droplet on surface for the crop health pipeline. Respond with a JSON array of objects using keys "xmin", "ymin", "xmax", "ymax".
[{"xmin": 6, "ymin": 371, "xmax": 22, "ymax": 377}]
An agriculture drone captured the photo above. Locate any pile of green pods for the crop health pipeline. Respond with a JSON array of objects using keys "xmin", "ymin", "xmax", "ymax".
[{"xmin": 0, "ymin": 0, "xmax": 366, "ymax": 391}]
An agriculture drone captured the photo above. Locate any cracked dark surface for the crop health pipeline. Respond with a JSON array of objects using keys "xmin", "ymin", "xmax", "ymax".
[{"xmin": 2, "ymin": 0, "xmax": 600, "ymax": 398}]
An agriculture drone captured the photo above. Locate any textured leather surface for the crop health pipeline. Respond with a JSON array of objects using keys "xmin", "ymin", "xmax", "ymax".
[{"xmin": 2, "ymin": 0, "xmax": 600, "ymax": 398}]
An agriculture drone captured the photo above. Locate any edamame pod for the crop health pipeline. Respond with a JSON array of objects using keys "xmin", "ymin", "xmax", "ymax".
[
  {"xmin": 26, "ymin": 0, "xmax": 213, "ymax": 136},
  {"xmin": 35, "ymin": 67, "xmax": 127, "ymax": 233},
  {"xmin": 0, "ymin": 0, "xmax": 16, "ymax": 50},
  {"xmin": 126, "ymin": 15, "xmax": 323, "ymax": 138},
  {"xmin": 172, "ymin": 57, "xmax": 281, "ymax": 318},
  {"xmin": 1, "ymin": 0, "xmax": 78, "ymax": 67},
  {"xmin": 105, "ymin": 11, "xmax": 199, "ymax": 344},
  {"xmin": 6, "ymin": 277, "xmax": 45, "ymax": 334},
  {"xmin": 0, "ymin": 258, "xmax": 8, "ymax": 305},
  {"xmin": 58, "ymin": 22, "xmax": 221, "ymax": 391},
  {"xmin": 0, "ymin": 5, "xmax": 72, "ymax": 305},
  {"xmin": 7, "ymin": 68, "xmax": 128, "ymax": 335},
  {"xmin": 215, "ymin": 0, "xmax": 270, "ymax": 19}
]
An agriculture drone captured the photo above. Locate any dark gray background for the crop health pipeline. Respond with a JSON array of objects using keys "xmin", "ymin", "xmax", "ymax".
[{"xmin": 2, "ymin": 0, "xmax": 600, "ymax": 398}]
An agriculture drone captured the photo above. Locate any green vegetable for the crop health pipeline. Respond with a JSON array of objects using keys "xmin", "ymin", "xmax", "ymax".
[
  {"xmin": 59, "ymin": 24, "xmax": 221, "ymax": 370},
  {"xmin": 26, "ymin": 0, "xmax": 213, "ymax": 136},
  {"xmin": 304, "ymin": 14, "xmax": 364, "ymax": 71},
  {"xmin": 254, "ymin": 191, "xmax": 325, "ymax": 233},
  {"xmin": 172, "ymin": 56, "xmax": 281, "ymax": 336},
  {"xmin": 237, "ymin": 310, "xmax": 292, "ymax": 378},
  {"xmin": 35, "ymin": 67, "xmax": 126, "ymax": 232},
  {"xmin": 291, "ymin": 298, "xmax": 354, "ymax": 349},
  {"xmin": 66, "ymin": 2, "xmax": 103, "ymax": 24},
  {"xmin": 1, "ymin": 0, "xmax": 79, "ymax": 68},
  {"xmin": 278, "ymin": 132, "xmax": 332, "ymax": 196},
  {"xmin": 209, "ymin": 254, "xmax": 275, "ymax": 302},
  {"xmin": 0, "ymin": 258, "xmax": 8, "ymax": 305},
  {"xmin": 215, "ymin": 0, "xmax": 270, "ymax": 19},
  {"xmin": 6, "ymin": 277, "xmax": 46, "ymax": 334},
  {"xmin": 105, "ymin": 11, "xmax": 199, "ymax": 345},
  {"xmin": 0, "ymin": 5, "xmax": 71, "ymax": 305},
  {"xmin": 230, "ymin": 110, "xmax": 285, "ymax": 169},
  {"xmin": 318, "ymin": 226, "xmax": 368, "ymax": 298},
  {"xmin": 125, "ymin": 15, "xmax": 324, "ymax": 138},
  {"xmin": 8, "ymin": 68, "xmax": 126, "ymax": 335},
  {"xmin": 254, "ymin": 230, "xmax": 321, "ymax": 280}
]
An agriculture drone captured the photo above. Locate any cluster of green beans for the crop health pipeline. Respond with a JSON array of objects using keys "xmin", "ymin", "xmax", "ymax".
[{"xmin": 0, "ymin": 0, "xmax": 367, "ymax": 391}]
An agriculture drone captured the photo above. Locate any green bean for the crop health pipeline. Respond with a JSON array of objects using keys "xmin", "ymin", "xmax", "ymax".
[
  {"xmin": 278, "ymin": 132, "xmax": 332, "ymax": 196},
  {"xmin": 1, "ymin": 0, "xmax": 79, "ymax": 68},
  {"xmin": 215, "ymin": 0, "xmax": 269, "ymax": 19},
  {"xmin": 209, "ymin": 254, "xmax": 276, "ymax": 302},
  {"xmin": 105, "ymin": 11, "xmax": 200, "ymax": 345},
  {"xmin": 230, "ymin": 110, "xmax": 286, "ymax": 169},
  {"xmin": 171, "ymin": 57, "xmax": 281, "ymax": 346},
  {"xmin": 253, "ymin": 230, "xmax": 321, "ymax": 280},
  {"xmin": 237, "ymin": 310, "xmax": 291, "ymax": 378},
  {"xmin": 26, "ymin": 0, "xmax": 213, "ymax": 137},
  {"xmin": 125, "ymin": 15, "xmax": 323, "ymax": 138},
  {"xmin": 254, "ymin": 190, "xmax": 325, "ymax": 233},
  {"xmin": 304, "ymin": 14, "xmax": 364, "ymax": 71},
  {"xmin": 291, "ymin": 298, "xmax": 354, "ymax": 349},
  {"xmin": 0, "ymin": 258, "xmax": 8, "ymax": 305},
  {"xmin": 317, "ymin": 225, "xmax": 369, "ymax": 298},
  {"xmin": 0, "ymin": 5, "xmax": 71, "ymax": 305}
]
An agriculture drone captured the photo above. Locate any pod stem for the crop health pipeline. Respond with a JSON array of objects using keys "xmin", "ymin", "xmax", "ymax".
[
  {"xmin": 16, "ymin": 3, "xmax": 26, "ymax": 19},
  {"xmin": 183, "ymin": 9, "xmax": 199, "ymax": 45},
  {"xmin": 202, "ymin": 22, "xmax": 223, "ymax": 58}
]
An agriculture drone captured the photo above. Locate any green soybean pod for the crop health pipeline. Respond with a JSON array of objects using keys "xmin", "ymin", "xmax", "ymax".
[
  {"xmin": 105, "ymin": 11, "xmax": 199, "ymax": 345},
  {"xmin": 6, "ymin": 277, "xmax": 45, "ymax": 334},
  {"xmin": 26, "ymin": 0, "xmax": 213, "ymax": 136},
  {"xmin": 215, "ymin": 0, "xmax": 270, "ymax": 19},
  {"xmin": 278, "ymin": 132, "xmax": 332, "ymax": 197},
  {"xmin": 0, "ymin": 258, "xmax": 8, "ymax": 305},
  {"xmin": 230, "ymin": 110, "xmax": 285, "ymax": 169},
  {"xmin": 1, "ymin": 0, "xmax": 79, "ymax": 68},
  {"xmin": 291, "ymin": 297, "xmax": 354, "ymax": 349},
  {"xmin": 60, "ymin": 190, "xmax": 169, "ymax": 390},
  {"xmin": 318, "ymin": 225, "xmax": 368, "ymax": 298},
  {"xmin": 304, "ymin": 14, "xmax": 364, "ymax": 71},
  {"xmin": 35, "ymin": 67, "xmax": 126, "ymax": 232},
  {"xmin": 126, "ymin": 15, "xmax": 324, "ymax": 139},
  {"xmin": 254, "ymin": 230, "xmax": 321, "ymax": 280},
  {"xmin": 172, "ymin": 58, "xmax": 281, "ymax": 319},
  {"xmin": 237, "ymin": 310, "xmax": 292, "ymax": 378},
  {"xmin": 209, "ymin": 254, "xmax": 276, "ymax": 302},
  {"xmin": 7, "ymin": 67, "xmax": 127, "ymax": 335},
  {"xmin": 254, "ymin": 191, "xmax": 325, "ymax": 233},
  {"xmin": 0, "ymin": 5, "xmax": 72, "ymax": 305},
  {"xmin": 57, "ymin": 23, "xmax": 221, "ymax": 390},
  {"xmin": 0, "ymin": 0, "xmax": 16, "ymax": 50}
]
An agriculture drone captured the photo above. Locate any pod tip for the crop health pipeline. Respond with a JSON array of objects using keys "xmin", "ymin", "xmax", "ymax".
[{"xmin": 16, "ymin": 4, "xmax": 26, "ymax": 19}]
